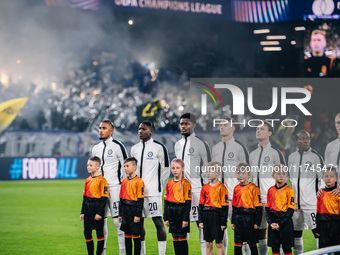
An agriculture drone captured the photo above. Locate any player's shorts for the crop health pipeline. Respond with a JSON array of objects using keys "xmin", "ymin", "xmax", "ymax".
[
  {"xmin": 143, "ymin": 196, "xmax": 163, "ymax": 218},
  {"xmin": 317, "ymin": 220, "xmax": 340, "ymax": 248},
  {"xmin": 233, "ymin": 213, "xmax": 259, "ymax": 245},
  {"xmin": 120, "ymin": 204, "xmax": 143, "ymax": 235},
  {"xmin": 292, "ymin": 209, "xmax": 317, "ymax": 231},
  {"xmin": 189, "ymin": 191, "xmax": 200, "ymax": 222},
  {"xmin": 201, "ymin": 210, "xmax": 225, "ymax": 242},
  {"xmin": 166, "ymin": 202, "xmax": 190, "ymax": 235},
  {"xmin": 267, "ymin": 217, "xmax": 294, "ymax": 248},
  {"xmin": 104, "ymin": 186, "xmax": 120, "ymax": 218},
  {"xmin": 259, "ymin": 206, "xmax": 268, "ymax": 229}
]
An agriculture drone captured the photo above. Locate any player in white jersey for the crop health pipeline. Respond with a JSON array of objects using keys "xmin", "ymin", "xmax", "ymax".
[
  {"xmin": 130, "ymin": 120, "xmax": 170, "ymax": 255},
  {"xmin": 212, "ymin": 117, "xmax": 249, "ymax": 255},
  {"xmin": 174, "ymin": 113, "xmax": 211, "ymax": 255},
  {"xmin": 288, "ymin": 130, "xmax": 324, "ymax": 254},
  {"xmin": 249, "ymin": 121, "xmax": 285, "ymax": 255},
  {"xmin": 324, "ymin": 113, "xmax": 340, "ymax": 192},
  {"xmin": 91, "ymin": 120, "xmax": 128, "ymax": 255}
]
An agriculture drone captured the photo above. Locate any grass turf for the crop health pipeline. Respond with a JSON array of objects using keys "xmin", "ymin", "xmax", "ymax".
[{"xmin": 0, "ymin": 180, "xmax": 316, "ymax": 254}]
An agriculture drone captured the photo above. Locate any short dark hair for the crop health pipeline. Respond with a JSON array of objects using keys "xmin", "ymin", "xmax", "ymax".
[
  {"xmin": 89, "ymin": 156, "xmax": 101, "ymax": 165},
  {"xmin": 323, "ymin": 165, "xmax": 338, "ymax": 177},
  {"xmin": 101, "ymin": 119, "xmax": 114, "ymax": 129},
  {"xmin": 180, "ymin": 113, "xmax": 196, "ymax": 124},
  {"xmin": 140, "ymin": 120, "xmax": 155, "ymax": 131},
  {"xmin": 261, "ymin": 121, "xmax": 274, "ymax": 133},
  {"xmin": 124, "ymin": 157, "xmax": 138, "ymax": 165},
  {"xmin": 236, "ymin": 163, "xmax": 251, "ymax": 173},
  {"xmin": 295, "ymin": 130, "xmax": 310, "ymax": 140}
]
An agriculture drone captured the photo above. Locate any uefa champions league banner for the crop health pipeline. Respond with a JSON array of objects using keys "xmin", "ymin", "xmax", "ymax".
[{"xmin": 0, "ymin": 157, "xmax": 89, "ymax": 181}]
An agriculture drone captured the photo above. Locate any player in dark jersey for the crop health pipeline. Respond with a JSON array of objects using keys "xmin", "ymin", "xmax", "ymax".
[
  {"xmin": 199, "ymin": 161, "xmax": 228, "ymax": 255},
  {"xmin": 315, "ymin": 166, "xmax": 340, "ymax": 251},
  {"xmin": 118, "ymin": 157, "xmax": 145, "ymax": 255},
  {"xmin": 164, "ymin": 158, "xmax": 192, "ymax": 255},
  {"xmin": 80, "ymin": 156, "xmax": 108, "ymax": 255},
  {"xmin": 266, "ymin": 164, "xmax": 295, "ymax": 255},
  {"xmin": 231, "ymin": 163, "xmax": 262, "ymax": 255}
]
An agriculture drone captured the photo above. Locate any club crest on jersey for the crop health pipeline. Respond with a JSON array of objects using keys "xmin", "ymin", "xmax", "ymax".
[
  {"xmin": 147, "ymin": 151, "xmax": 153, "ymax": 157},
  {"xmin": 264, "ymin": 156, "xmax": 270, "ymax": 162},
  {"xmin": 108, "ymin": 149, "xmax": 113, "ymax": 155},
  {"xmin": 228, "ymin": 152, "xmax": 234, "ymax": 158},
  {"xmin": 189, "ymin": 148, "xmax": 195, "ymax": 154},
  {"xmin": 305, "ymin": 161, "xmax": 312, "ymax": 170}
]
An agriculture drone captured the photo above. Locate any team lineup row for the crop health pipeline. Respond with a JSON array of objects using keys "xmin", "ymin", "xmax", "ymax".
[{"xmin": 83, "ymin": 112, "xmax": 340, "ymax": 255}]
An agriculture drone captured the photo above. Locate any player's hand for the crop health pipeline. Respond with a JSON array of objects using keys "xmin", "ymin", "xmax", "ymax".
[
  {"xmin": 331, "ymin": 187, "xmax": 340, "ymax": 197},
  {"xmin": 199, "ymin": 223, "xmax": 204, "ymax": 228},
  {"xmin": 80, "ymin": 214, "xmax": 84, "ymax": 221},
  {"xmin": 134, "ymin": 216, "xmax": 140, "ymax": 223},
  {"xmin": 95, "ymin": 214, "xmax": 102, "ymax": 221},
  {"xmin": 118, "ymin": 216, "xmax": 122, "ymax": 223},
  {"xmin": 164, "ymin": 220, "xmax": 169, "ymax": 227},
  {"xmin": 230, "ymin": 224, "xmax": 234, "ymax": 230},
  {"xmin": 254, "ymin": 224, "xmax": 259, "ymax": 229},
  {"xmin": 182, "ymin": 221, "xmax": 189, "ymax": 228},
  {"xmin": 221, "ymin": 225, "xmax": 227, "ymax": 230},
  {"xmin": 317, "ymin": 188, "xmax": 324, "ymax": 197}
]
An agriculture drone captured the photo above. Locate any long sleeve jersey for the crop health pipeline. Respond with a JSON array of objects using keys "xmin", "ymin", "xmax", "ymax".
[
  {"xmin": 174, "ymin": 132, "xmax": 211, "ymax": 192},
  {"xmin": 288, "ymin": 147, "xmax": 324, "ymax": 210},
  {"xmin": 317, "ymin": 186, "xmax": 340, "ymax": 222},
  {"xmin": 119, "ymin": 175, "xmax": 145, "ymax": 218},
  {"xmin": 249, "ymin": 142, "xmax": 285, "ymax": 204},
  {"xmin": 324, "ymin": 138, "xmax": 340, "ymax": 187},
  {"xmin": 198, "ymin": 182, "xmax": 229, "ymax": 225},
  {"xmin": 81, "ymin": 175, "xmax": 109, "ymax": 217},
  {"xmin": 232, "ymin": 182, "xmax": 263, "ymax": 226},
  {"xmin": 92, "ymin": 138, "xmax": 128, "ymax": 187},
  {"xmin": 130, "ymin": 138, "xmax": 170, "ymax": 197},
  {"xmin": 164, "ymin": 178, "xmax": 192, "ymax": 222},
  {"xmin": 212, "ymin": 137, "xmax": 249, "ymax": 200},
  {"xmin": 265, "ymin": 184, "xmax": 295, "ymax": 227}
]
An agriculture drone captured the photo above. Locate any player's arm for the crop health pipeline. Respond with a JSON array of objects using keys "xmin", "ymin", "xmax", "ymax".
[
  {"xmin": 254, "ymin": 187, "xmax": 263, "ymax": 227},
  {"xmin": 116, "ymin": 142, "xmax": 129, "ymax": 180},
  {"xmin": 277, "ymin": 189, "xmax": 295, "ymax": 227},
  {"xmin": 163, "ymin": 183, "xmax": 169, "ymax": 222},
  {"xmin": 158, "ymin": 145, "xmax": 170, "ymax": 191},
  {"xmin": 183, "ymin": 182, "xmax": 192, "ymax": 222},
  {"xmin": 80, "ymin": 195, "xmax": 86, "ymax": 220},
  {"xmin": 221, "ymin": 186, "xmax": 228, "ymax": 227},
  {"xmin": 135, "ymin": 180, "xmax": 145, "ymax": 218},
  {"xmin": 198, "ymin": 188, "xmax": 205, "ymax": 224},
  {"xmin": 97, "ymin": 180, "xmax": 108, "ymax": 218},
  {"xmin": 265, "ymin": 190, "xmax": 273, "ymax": 225}
]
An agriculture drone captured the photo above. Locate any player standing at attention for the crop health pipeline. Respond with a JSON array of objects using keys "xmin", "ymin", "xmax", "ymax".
[
  {"xmin": 212, "ymin": 117, "xmax": 249, "ymax": 254},
  {"xmin": 198, "ymin": 161, "xmax": 228, "ymax": 255},
  {"xmin": 118, "ymin": 157, "xmax": 145, "ymax": 255},
  {"xmin": 315, "ymin": 166, "xmax": 340, "ymax": 251},
  {"xmin": 288, "ymin": 130, "xmax": 324, "ymax": 254},
  {"xmin": 164, "ymin": 158, "xmax": 192, "ymax": 255},
  {"xmin": 174, "ymin": 112, "xmax": 211, "ymax": 255},
  {"xmin": 324, "ymin": 113, "xmax": 340, "ymax": 195},
  {"xmin": 130, "ymin": 120, "xmax": 170, "ymax": 255},
  {"xmin": 266, "ymin": 164, "xmax": 295, "ymax": 255},
  {"xmin": 249, "ymin": 121, "xmax": 285, "ymax": 255},
  {"xmin": 231, "ymin": 163, "xmax": 262, "ymax": 255},
  {"xmin": 92, "ymin": 120, "xmax": 128, "ymax": 255},
  {"xmin": 80, "ymin": 156, "xmax": 108, "ymax": 255}
]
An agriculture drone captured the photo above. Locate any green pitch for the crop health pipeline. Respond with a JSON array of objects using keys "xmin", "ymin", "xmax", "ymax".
[{"xmin": 0, "ymin": 180, "xmax": 316, "ymax": 254}]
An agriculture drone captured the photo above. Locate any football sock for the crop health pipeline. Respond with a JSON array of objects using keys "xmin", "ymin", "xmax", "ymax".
[
  {"xmin": 133, "ymin": 235, "xmax": 141, "ymax": 255},
  {"xmin": 113, "ymin": 217, "xmax": 125, "ymax": 255},
  {"xmin": 125, "ymin": 235, "xmax": 133, "ymax": 255},
  {"xmin": 234, "ymin": 244, "xmax": 242, "ymax": 255},
  {"xmin": 141, "ymin": 240, "xmax": 146, "ymax": 255},
  {"xmin": 258, "ymin": 239, "xmax": 268, "ymax": 255},
  {"xmin": 86, "ymin": 237, "xmax": 94, "ymax": 255},
  {"xmin": 158, "ymin": 240, "xmax": 167, "ymax": 255},
  {"xmin": 199, "ymin": 228, "xmax": 207, "ymax": 255},
  {"xmin": 249, "ymin": 244, "xmax": 259, "ymax": 255},
  {"xmin": 96, "ymin": 237, "xmax": 105, "ymax": 255},
  {"xmin": 294, "ymin": 237, "xmax": 303, "ymax": 255},
  {"xmin": 223, "ymin": 229, "xmax": 228, "ymax": 255}
]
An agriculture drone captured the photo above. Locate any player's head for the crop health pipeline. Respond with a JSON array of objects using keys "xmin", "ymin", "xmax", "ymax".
[
  {"xmin": 171, "ymin": 158, "xmax": 185, "ymax": 178},
  {"xmin": 138, "ymin": 120, "xmax": 154, "ymax": 142},
  {"xmin": 272, "ymin": 164, "xmax": 288, "ymax": 184},
  {"xmin": 206, "ymin": 161, "xmax": 222, "ymax": 180},
  {"xmin": 99, "ymin": 119, "xmax": 114, "ymax": 141},
  {"xmin": 310, "ymin": 30, "xmax": 327, "ymax": 56},
  {"xmin": 179, "ymin": 113, "xmax": 196, "ymax": 136},
  {"xmin": 322, "ymin": 166, "xmax": 338, "ymax": 188},
  {"xmin": 295, "ymin": 130, "xmax": 311, "ymax": 152},
  {"xmin": 335, "ymin": 113, "xmax": 340, "ymax": 137},
  {"xmin": 124, "ymin": 157, "xmax": 138, "ymax": 176},
  {"xmin": 236, "ymin": 163, "xmax": 251, "ymax": 184},
  {"xmin": 220, "ymin": 117, "xmax": 236, "ymax": 137},
  {"xmin": 256, "ymin": 121, "xmax": 273, "ymax": 142},
  {"xmin": 87, "ymin": 156, "xmax": 101, "ymax": 175}
]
